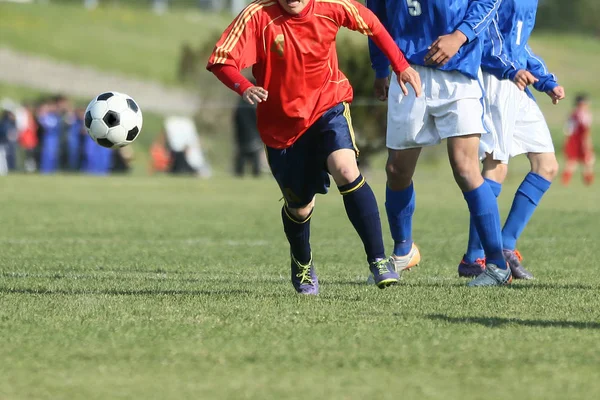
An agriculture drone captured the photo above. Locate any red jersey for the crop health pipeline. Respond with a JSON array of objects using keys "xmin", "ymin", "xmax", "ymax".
[
  {"xmin": 207, "ymin": 0, "xmax": 409, "ymax": 149},
  {"xmin": 564, "ymin": 110, "xmax": 593, "ymax": 161}
]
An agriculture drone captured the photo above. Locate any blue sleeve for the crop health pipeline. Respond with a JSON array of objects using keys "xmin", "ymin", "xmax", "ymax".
[
  {"xmin": 366, "ymin": 0, "xmax": 391, "ymax": 79},
  {"xmin": 483, "ymin": 21, "xmax": 519, "ymax": 81},
  {"xmin": 457, "ymin": 0, "xmax": 502, "ymax": 43},
  {"xmin": 525, "ymin": 44, "xmax": 558, "ymax": 92}
]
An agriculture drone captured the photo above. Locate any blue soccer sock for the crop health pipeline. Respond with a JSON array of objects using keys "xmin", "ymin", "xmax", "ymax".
[
  {"xmin": 463, "ymin": 181, "xmax": 505, "ymax": 269},
  {"xmin": 340, "ymin": 175, "xmax": 386, "ymax": 263},
  {"xmin": 385, "ymin": 182, "xmax": 415, "ymax": 256},
  {"xmin": 502, "ymin": 172, "xmax": 551, "ymax": 250},
  {"xmin": 465, "ymin": 178, "xmax": 502, "ymax": 263},
  {"xmin": 281, "ymin": 206, "xmax": 312, "ymax": 264}
]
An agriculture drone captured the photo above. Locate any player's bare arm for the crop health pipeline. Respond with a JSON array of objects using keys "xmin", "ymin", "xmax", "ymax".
[
  {"xmin": 243, "ymin": 86, "xmax": 269, "ymax": 105},
  {"xmin": 513, "ymin": 69, "xmax": 538, "ymax": 91},
  {"xmin": 547, "ymin": 86, "xmax": 566, "ymax": 105},
  {"xmin": 424, "ymin": 30, "xmax": 467, "ymax": 67}
]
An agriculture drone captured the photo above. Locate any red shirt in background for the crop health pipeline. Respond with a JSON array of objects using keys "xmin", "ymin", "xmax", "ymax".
[
  {"xmin": 564, "ymin": 109, "xmax": 593, "ymax": 161},
  {"xmin": 207, "ymin": 0, "xmax": 409, "ymax": 149}
]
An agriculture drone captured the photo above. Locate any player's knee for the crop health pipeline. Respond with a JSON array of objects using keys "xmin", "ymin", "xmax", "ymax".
[
  {"xmin": 287, "ymin": 201, "xmax": 315, "ymax": 221},
  {"xmin": 450, "ymin": 159, "xmax": 482, "ymax": 190},
  {"xmin": 385, "ymin": 161, "xmax": 412, "ymax": 189},
  {"xmin": 530, "ymin": 154, "xmax": 559, "ymax": 181},
  {"xmin": 330, "ymin": 164, "xmax": 359, "ymax": 186}
]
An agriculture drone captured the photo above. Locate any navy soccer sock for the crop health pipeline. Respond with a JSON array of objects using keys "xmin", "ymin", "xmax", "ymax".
[
  {"xmin": 339, "ymin": 175, "xmax": 386, "ymax": 263},
  {"xmin": 465, "ymin": 178, "xmax": 502, "ymax": 263},
  {"xmin": 502, "ymin": 172, "xmax": 551, "ymax": 250},
  {"xmin": 281, "ymin": 206, "xmax": 312, "ymax": 265},
  {"xmin": 463, "ymin": 181, "xmax": 505, "ymax": 269},
  {"xmin": 385, "ymin": 182, "xmax": 415, "ymax": 256}
]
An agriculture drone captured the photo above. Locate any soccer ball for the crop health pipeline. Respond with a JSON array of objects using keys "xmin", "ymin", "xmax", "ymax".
[{"xmin": 84, "ymin": 91, "xmax": 143, "ymax": 148}]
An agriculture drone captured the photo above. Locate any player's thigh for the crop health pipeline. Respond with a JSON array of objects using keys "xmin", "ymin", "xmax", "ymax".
[
  {"xmin": 512, "ymin": 95, "xmax": 555, "ymax": 158},
  {"xmin": 265, "ymin": 137, "xmax": 327, "ymax": 209},
  {"xmin": 317, "ymin": 102, "xmax": 360, "ymax": 185},
  {"xmin": 387, "ymin": 66, "xmax": 437, "ymax": 150},
  {"xmin": 480, "ymin": 73, "xmax": 520, "ymax": 164},
  {"xmin": 431, "ymin": 70, "xmax": 487, "ymax": 141}
]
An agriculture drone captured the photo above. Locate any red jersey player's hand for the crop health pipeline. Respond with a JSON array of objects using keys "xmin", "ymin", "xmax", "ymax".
[
  {"xmin": 547, "ymin": 86, "xmax": 566, "ymax": 105},
  {"xmin": 424, "ymin": 31, "xmax": 467, "ymax": 67},
  {"xmin": 374, "ymin": 77, "xmax": 390, "ymax": 102},
  {"xmin": 513, "ymin": 70, "xmax": 538, "ymax": 91},
  {"xmin": 396, "ymin": 67, "xmax": 422, "ymax": 97},
  {"xmin": 243, "ymin": 86, "xmax": 268, "ymax": 105}
]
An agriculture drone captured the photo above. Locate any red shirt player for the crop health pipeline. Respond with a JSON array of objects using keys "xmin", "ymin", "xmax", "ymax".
[
  {"xmin": 563, "ymin": 94, "xmax": 594, "ymax": 186},
  {"xmin": 207, "ymin": 0, "xmax": 421, "ymax": 294}
]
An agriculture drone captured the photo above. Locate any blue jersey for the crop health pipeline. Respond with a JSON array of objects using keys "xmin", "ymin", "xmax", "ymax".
[
  {"xmin": 367, "ymin": 0, "xmax": 501, "ymax": 80},
  {"xmin": 482, "ymin": 0, "xmax": 558, "ymax": 92}
]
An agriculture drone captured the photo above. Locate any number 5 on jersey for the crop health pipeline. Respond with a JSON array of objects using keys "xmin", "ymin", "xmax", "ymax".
[{"xmin": 406, "ymin": 0, "xmax": 421, "ymax": 17}]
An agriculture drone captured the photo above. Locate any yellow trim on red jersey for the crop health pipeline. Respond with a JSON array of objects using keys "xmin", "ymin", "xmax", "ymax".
[
  {"xmin": 316, "ymin": 0, "xmax": 372, "ymax": 35},
  {"xmin": 213, "ymin": 0, "xmax": 277, "ymax": 64}
]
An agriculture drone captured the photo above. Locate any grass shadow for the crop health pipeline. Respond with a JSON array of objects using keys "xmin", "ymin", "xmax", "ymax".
[{"xmin": 427, "ymin": 314, "xmax": 600, "ymax": 330}]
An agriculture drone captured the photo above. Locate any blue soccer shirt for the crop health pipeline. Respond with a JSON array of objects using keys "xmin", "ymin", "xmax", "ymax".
[{"xmin": 367, "ymin": 0, "xmax": 501, "ymax": 80}]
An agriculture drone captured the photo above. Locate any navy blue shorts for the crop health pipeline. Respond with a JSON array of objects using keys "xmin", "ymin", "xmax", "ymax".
[{"xmin": 266, "ymin": 103, "xmax": 358, "ymax": 208}]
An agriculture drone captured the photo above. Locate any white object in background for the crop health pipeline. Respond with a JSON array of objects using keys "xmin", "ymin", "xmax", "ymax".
[{"xmin": 164, "ymin": 116, "xmax": 212, "ymax": 178}]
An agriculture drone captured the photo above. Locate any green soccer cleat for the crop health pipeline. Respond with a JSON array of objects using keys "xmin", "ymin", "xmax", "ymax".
[{"xmin": 467, "ymin": 263, "xmax": 513, "ymax": 287}]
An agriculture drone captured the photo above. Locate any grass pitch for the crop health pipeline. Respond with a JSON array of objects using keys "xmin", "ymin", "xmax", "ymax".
[{"xmin": 1, "ymin": 161, "xmax": 599, "ymax": 399}]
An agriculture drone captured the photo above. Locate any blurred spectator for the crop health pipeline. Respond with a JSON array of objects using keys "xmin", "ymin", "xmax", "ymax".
[
  {"xmin": 67, "ymin": 108, "xmax": 86, "ymax": 171},
  {"xmin": 1, "ymin": 99, "xmax": 19, "ymax": 171},
  {"xmin": 81, "ymin": 132, "xmax": 113, "ymax": 175},
  {"xmin": 149, "ymin": 132, "xmax": 172, "ymax": 174},
  {"xmin": 563, "ymin": 94, "xmax": 595, "ymax": 186},
  {"xmin": 0, "ymin": 106, "xmax": 17, "ymax": 176},
  {"xmin": 111, "ymin": 147, "xmax": 134, "ymax": 174},
  {"xmin": 233, "ymin": 97, "xmax": 263, "ymax": 177},
  {"xmin": 37, "ymin": 97, "xmax": 61, "ymax": 174},
  {"xmin": 164, "ymin": 116, "xmax": 212, "ymax": 178},
  {"xmin": 17, "ymin": 103, "xmax": 39, "ymax": 173}
]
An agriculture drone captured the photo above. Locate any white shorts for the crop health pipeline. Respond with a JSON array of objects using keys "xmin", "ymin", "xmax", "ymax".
[
  {"xmin": 386, "ymin": 65, "xmax": 488, "ymax": 150},
  {"xmin": 480, "ymin": 72, "xmax": 554, "ymax": 163}
]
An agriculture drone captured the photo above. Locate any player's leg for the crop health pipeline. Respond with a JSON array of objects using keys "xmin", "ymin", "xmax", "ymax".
[
  {"xmin": 501, "ymin": 95, "xmax": 557, "ymax": 279},
  {"xmin": 430, "ymin": 69, "xmax": 509, "ymax": 286},
  {"xmin": 562, "ymin": 159, "xmax": 577, "ymax": 185},
  {"xmin": 234, "ymin": 150, "xmax": 244, "ymax": 177},
  {"xmin": 446, "ymin": 135, "xmax": 510, "ymax": 287},
  {"xmin": 385, "ymin": 148, "xmax": 422, "ymax": 271},
  {"xmin": 384, "ymin": 67, "xmax": 429, "ymax": 273},
  {"xmin": 322, "ymin": 104, "xmax": 398, "ymax": 288},
  {"xmin": 583, "ymin": 153, "xmax": 595, "ymax": 185},
  {"xmin": 459, "ymin": 156, "xmax": 506, "ymax": 277},
  {"xmin": 459, "ymin": 73, "xmax": 514, "ymax": 277},
  {"xmin": 250, "ymin": 150, "xmax": 261, "ymax": 177},
  {"xmin": 283, "ymin": 198, "xmax": 319, "ymax": 295},
  {"xmin": 265, "ymin": 136, "xmax": 320, "ymax": 295}
]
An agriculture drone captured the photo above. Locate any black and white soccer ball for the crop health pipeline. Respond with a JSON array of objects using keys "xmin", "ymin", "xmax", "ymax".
[{"xmin": 84, "ymin": 91, "xmax": 143, "ymax": 148}]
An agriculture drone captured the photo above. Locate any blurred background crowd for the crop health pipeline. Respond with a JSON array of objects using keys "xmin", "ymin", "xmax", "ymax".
[
  {"xmin": 0, "ymin": 95, "xmax": 131, "ymax": 176},
  {"xmin": 0, "ymin": 92, "xmax": 268, "ymax": 178}
]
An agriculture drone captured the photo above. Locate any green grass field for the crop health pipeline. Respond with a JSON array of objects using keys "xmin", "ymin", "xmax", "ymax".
[
  {"xmin": 0, "ymin": 1, "xmax": 228, "ymax": 84},
  {"xmin": 1, "ymin": 164, "xmax": 599, "ymax": 399}
]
